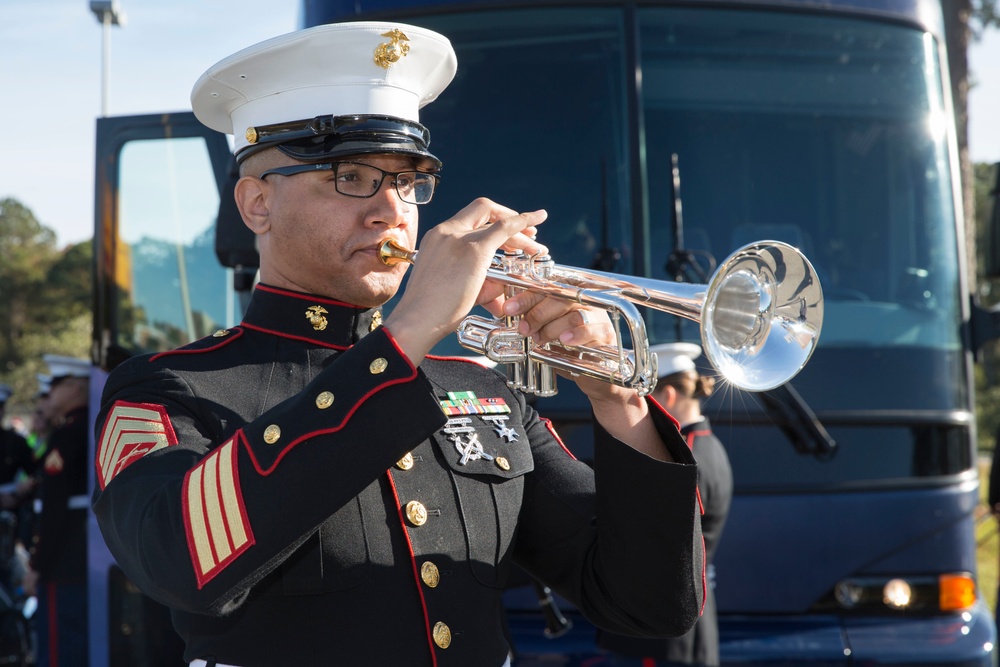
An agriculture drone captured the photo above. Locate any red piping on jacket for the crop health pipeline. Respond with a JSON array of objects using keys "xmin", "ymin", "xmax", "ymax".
[
  {"xmin": 685, "ymin": 428, "xmax": 710, "ymax": 616},
  {"xmin": 237, "ymin": 329, "xmax": 419, "ymax": 477},
  {"xmin": 240, "ymin": 322, "xmax": 351, "ymax": 350},
  {"xmin": 540, "ymin": 418, "xmax": 576, "ymax": 460},
  {"xmin": 150, "ymin": 327, "xmax": 245, "ymax": 362},
  {"xmin": 47, "ymin": 582, "xmax": 59, "ymax": 667},
  {"xmin": 386, "ymin": 471, "xmax": 440, "ymax": 666},
  {"xmin": 254, "ymin": 283, "xmax": 365, "ymax": 309}
]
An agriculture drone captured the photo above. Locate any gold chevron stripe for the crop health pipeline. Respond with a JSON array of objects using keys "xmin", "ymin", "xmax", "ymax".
[
  {"xmin": 97, "ymin": 402, "xmax": 175, "ymax": 489},
  {"xmin": 185, "ymin": 437, "xmax": 253, "ymax": 586}
]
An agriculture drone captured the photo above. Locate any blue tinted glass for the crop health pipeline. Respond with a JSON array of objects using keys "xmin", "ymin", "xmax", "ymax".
[
  {"xmin": 118, "ymin": 137, "xmax": 232, "ymax": 352},
  {"xmin": 638, "ymin": 8, "xmax": 960, "ymax": 355}
]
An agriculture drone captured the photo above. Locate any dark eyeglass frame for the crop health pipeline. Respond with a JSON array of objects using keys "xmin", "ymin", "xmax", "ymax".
[{"xmin": 259, "ymin": 161, "xmax": 439, "ymax": 204}]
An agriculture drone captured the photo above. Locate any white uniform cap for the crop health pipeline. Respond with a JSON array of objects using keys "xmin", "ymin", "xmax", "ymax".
[
  {"xmin": 0, "ymin": 384, "xmax": 11, "ymax": 404},
  {"xmin": 650, "ymin": 342, "xmax": 703, "ymax": 378},
  {"xmin": 43, "ymin": 355, "xmax": 91, "ymax": 380},
  {"xmin": 191, "ymin": 22, "xmax": 457, "ymax": 162}
]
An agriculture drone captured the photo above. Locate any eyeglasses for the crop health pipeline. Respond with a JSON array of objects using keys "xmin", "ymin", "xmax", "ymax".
[{"xmin": 260, "ymin": 161, "xmax": 439, "ymax": 204}]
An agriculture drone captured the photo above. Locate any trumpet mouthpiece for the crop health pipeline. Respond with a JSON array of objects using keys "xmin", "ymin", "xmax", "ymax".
[{"xmin": 378, "ymin": 238, "xmax": 417, "ymax": 266}]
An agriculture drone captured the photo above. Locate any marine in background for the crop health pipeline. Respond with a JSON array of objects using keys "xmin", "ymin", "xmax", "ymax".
[{"xmin": 24, "ymin": 355, "xmax": 91, "ymax": 667}]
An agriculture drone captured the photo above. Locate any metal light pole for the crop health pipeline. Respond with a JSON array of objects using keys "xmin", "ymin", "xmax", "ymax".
[{"xmin": 89, "ymin": 1, "xmax": 126, "ymax": 117}]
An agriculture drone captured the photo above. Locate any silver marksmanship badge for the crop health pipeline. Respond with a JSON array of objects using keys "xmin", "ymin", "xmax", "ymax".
[
  {"xmin": 482, "ymin": 415, "xmax": 519, "ymax": 443},
  {"xmin": 444, "ymin": 417, "xmax": 494, "ymax": 465}
]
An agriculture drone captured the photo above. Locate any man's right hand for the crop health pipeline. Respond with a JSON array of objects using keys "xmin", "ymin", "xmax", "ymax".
[{"xmin": 384, "ymin": 197, "xmax": 547, "ymax": 365}]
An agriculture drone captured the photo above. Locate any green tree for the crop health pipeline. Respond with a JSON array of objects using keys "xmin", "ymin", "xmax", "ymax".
[
  {"xmin": 943, "ymin": 1, "xmax": 1000, "ymax": 287},
  {"xmin": 0, "ymin": 199, "xmax": 92, "ymax": 419},
  {"xmin": 43, "ymin": 239, "xmax": 93, "ymax": 325},
  {"xmin": 0, "ymin": 198, "xmax": 59, "ymax": 372},
  {"xmin": 976, "ymin": 162, "xmax": 1000, "ymax": 451}
]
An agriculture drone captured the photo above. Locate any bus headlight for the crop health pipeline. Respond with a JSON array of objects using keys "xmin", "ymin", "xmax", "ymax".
[
  {"xmin": 883, "ymin": 578, "xmax": 912, "ymax": 608},
  {"xmin": 815, "ymin": 572, "xmax": 977, "ymax": 614}
]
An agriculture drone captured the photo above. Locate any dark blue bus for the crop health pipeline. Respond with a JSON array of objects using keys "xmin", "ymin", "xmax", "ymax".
[{"xmin": 87, "ymin": 1, "xmax": 998, "ymax": 664}]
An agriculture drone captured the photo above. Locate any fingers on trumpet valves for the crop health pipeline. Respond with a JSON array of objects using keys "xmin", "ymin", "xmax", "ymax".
[
  {"xmin": 558, "ymin": 308, "xmax": 595, "ymax": 345},
  {"xmin": 504, "ymin": 293, "xmax": 598, "ymax": 345}
]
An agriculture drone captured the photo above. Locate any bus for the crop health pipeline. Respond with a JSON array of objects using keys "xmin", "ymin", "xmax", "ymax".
[{"xmin": 88, "ymin": 0, "xmax": 1000, "ymax": 664}]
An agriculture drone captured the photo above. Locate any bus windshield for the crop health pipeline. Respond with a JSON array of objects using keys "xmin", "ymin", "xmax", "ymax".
[
  {"xmin": 108, "ymin": 6, "xmax": 967, "ymax": 490},
  {"xmin": 400, "ymin": 6, "xmax": 967, "ymax": 489}
]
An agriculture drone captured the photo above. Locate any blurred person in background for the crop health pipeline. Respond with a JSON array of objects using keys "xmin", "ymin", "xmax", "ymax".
[
  {"xmin": 8, "ymin": 377, "xmax": 57, "ymax": 599},
  {"xmin": 0, "ymin": 384, "xmax": 39, "ymax": 596},
  {"xmin": 25, "ymin": 376, "xmax": 54, "ymax": 462},
  {"xmin": 22, "ymin": 356, "xmax": 91, "ymax": 667}
]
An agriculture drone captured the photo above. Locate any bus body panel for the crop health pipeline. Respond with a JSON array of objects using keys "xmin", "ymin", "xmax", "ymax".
[{"xmin": 715, "ymin": 481, "xmax": 980, "ymax": 613}]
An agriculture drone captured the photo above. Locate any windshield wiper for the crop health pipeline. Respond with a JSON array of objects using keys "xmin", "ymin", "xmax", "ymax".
[
  {"xmin": 665, "ymin": 154, "xmax": 713, "ymax": 285},
  {"xmin": 759, "ymin": 383, "xmax": 837, "ymax": 459},
  {"xmin": 592, "ymin": 158, "xmax": 622, "ymax": 271},
  {"xmin": 662, "ymin": 154, "xmax": 834, "ymax": 458}
]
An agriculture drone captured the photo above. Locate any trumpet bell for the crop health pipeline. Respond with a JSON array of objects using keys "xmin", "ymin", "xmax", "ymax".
[{"xmin": 702, "ymin": 241, "xmax": 823, "ymax": 391}]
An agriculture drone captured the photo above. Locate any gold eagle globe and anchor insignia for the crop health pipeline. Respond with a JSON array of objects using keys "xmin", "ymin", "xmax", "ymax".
[
  {"xmin": 305, "ymin": 305, "xmax": 329, "ymax": 331},
  {"xmin": 374, "ymin": 29, "xmax": 410, "ymax": 69}
]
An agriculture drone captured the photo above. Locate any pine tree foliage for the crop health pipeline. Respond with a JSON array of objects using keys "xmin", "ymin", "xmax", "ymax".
[{"xmin": 0, "ymin": 198, "xmax": 91, "ymax": 417}]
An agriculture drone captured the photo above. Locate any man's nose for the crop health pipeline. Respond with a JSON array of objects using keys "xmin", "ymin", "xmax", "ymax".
[{"xmin": 369, "ymin": 178, "xmax": 410, "ymax": 225}]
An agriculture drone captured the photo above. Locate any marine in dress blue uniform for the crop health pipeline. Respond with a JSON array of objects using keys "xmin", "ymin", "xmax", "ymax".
[
  {"xmin": 92, "ymin": 22, "xmax": 705, "ymax": 667},
  {"xmin": 30, "ymin": 356, "xmax": 92, "ymax": 667}
]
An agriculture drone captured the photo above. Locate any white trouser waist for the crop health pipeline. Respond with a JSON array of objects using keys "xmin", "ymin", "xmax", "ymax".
[{"xmin": 33, "ymin": 495, "xmax": 89, "ymax": 513}]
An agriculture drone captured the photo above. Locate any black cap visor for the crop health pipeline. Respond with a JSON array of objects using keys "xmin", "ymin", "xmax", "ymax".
[{"xmin": 238, "ymin": 114, "xmax": 440, "ymax": 169}]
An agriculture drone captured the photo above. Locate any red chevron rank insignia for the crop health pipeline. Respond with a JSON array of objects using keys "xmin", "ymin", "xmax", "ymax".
[{"xmin": 96, "ymin": 401, "xmax": 179, "ymax": 490}]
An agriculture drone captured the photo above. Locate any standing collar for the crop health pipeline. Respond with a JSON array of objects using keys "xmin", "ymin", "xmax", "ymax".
[
  {"xmin": 241, "ymin": 284, "xmax": 384, "ymax": 348},
  {"xmin": 680, "ymin": 416, "xmax": 711, "ymax": 436}
]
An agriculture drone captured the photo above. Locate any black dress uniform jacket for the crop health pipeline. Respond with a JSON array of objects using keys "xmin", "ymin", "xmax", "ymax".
[
  {"xmin": 93, "ymin": 284, "xmax": 705, "ymax": 667},
  {"xmin": 32, "ymin": 405, "xmax": 89, "ymax": 583},
  {"xmin": 599, "ymin": 417, "xmax": 733, "ymax": 666},
  {"xmin": 0, "ymin": 427, "xmax": 36, "ymax": 486}
]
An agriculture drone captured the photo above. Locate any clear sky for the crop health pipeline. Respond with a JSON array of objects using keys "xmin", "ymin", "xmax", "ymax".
[{"xmin": 2, "ymin": 0, "xmax": 999, "ymax": 248}]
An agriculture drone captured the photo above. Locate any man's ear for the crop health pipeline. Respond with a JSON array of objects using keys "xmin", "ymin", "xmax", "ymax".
[
  {"xmin": 234, "ymin": 176, "xmax": 271, "ymax": 235},
  {"xmin": 658, "ymin": 385, "xmax": 678, "ymax": 409}
]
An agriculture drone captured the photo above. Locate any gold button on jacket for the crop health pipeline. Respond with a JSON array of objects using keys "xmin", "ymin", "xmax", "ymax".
[{"xmin": 405, "ymin": 500, "xmax": 428, "ymax": 526}]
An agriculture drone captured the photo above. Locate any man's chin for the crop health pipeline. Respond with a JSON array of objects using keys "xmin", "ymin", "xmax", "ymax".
[{"xmin": 350, "ymin": 278, "xmax": 404, "ymax": 309}]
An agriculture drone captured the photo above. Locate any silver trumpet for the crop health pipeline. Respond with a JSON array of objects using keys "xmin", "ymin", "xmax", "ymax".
[{"xmin": 379, "ymin": 238, "xmax": 823, "ymax": 396}]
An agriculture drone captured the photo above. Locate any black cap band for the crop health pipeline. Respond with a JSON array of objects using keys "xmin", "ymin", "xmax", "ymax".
[{"xmin": 238, "ymin": 114, "xmax": 440, "ymax": 168}]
